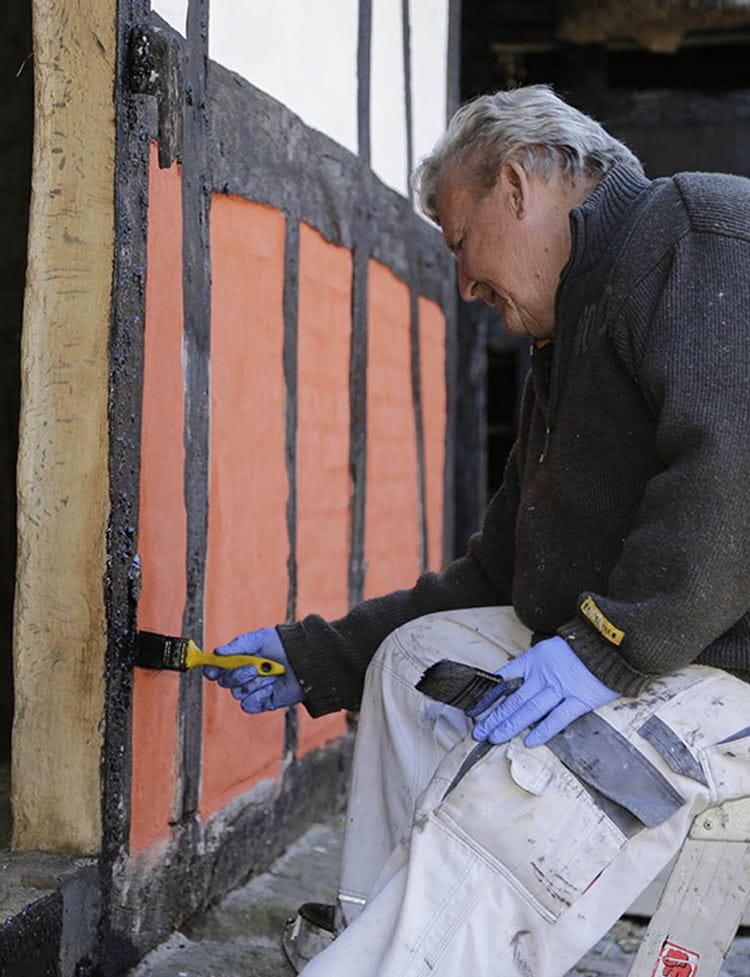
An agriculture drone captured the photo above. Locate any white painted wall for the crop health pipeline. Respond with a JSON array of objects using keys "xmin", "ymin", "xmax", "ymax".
[
  {"xmin": 410, "ymin": 0, "xmax": 449, "ymax": 171},
  {"xmin": 151, "ymin": 0, "xmax": 188, "ymax": 36},
  {"xmin": 370, "ymin": 0, "xmax": 409, "ymax": 195},
  {"xmin": 208, "ymin": 0, "xmax": 359, "ymax": 154}
]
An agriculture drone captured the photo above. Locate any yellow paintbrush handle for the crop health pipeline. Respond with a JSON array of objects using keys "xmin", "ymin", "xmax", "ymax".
[{"xmin": 185, "ymin": 641, "xmax": 286, "ymax": 676}]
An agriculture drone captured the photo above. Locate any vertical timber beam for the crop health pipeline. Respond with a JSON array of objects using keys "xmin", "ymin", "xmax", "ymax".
[
  {"xmin": 445, "ymin": 0, "xmax": 462, "ymax": 560},
  {"xmin": 102, "ymin": 0, "xmax": 152, "ymax": 968},
  {"xmin": 447, "ymin": 0, "xmax": 462, "ymax": 120},
  {"xmin": 179, "ymin": 0, "xmax": 211, "ymax": 829},
  {"xmin": 13, "ymin": 0, "xmax": 117, "ymax": 852},
  {"xmin": 402, "ymin": 0, "xmax": 429, "ymax": 572},
  {"xmin": 349, "ymin": 0, "xmax": 373, "ymax": 607}
]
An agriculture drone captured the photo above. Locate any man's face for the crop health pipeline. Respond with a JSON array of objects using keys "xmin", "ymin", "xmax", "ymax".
[{"xmin": 435, "ymin": 161, "xmax": 574, "ymax": 339}]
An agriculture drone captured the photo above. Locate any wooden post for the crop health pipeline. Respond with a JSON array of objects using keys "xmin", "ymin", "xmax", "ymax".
[{"xmin": 13, "ymin": 0, "xmax": 116, "ymax": 852}]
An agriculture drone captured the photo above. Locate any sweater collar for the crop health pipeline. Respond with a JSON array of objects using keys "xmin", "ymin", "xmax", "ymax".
[{"xmin": 565, "ymin": 163, "xmax": 653, "ymax": 278}]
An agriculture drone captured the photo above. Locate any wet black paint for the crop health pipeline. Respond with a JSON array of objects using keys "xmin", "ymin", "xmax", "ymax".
[
  {"xmin": 0, "ymin": 893, "xmax": 62, "ymax": 977},
  {"xmin": 402, "ymin": 0, "xmax": 428, "ymax": 571},
  {"xmin": 177, "ymin": 0, "xmax": 210, "ymax": 833},
  {"xmin": 100, "ymin": 0, "xmax": 153, "ymax": 971},
  {"xmin": 126, "ymin": 24, "xmax": 182, "ymax": 168},
  {"xmin": 283, "ymin": 215, "xmax": 300, "ymax": 757}
]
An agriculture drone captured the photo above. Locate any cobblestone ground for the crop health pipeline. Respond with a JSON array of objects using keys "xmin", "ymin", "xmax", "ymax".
[{"xmin": 130, "ymin": 818, "xmax": 750, "ymax": 977}]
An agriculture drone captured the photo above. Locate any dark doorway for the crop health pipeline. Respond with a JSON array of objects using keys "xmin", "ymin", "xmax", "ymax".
[{"xmin": 0, "ymin": 0, "xmax": 33, "ymax": 847}]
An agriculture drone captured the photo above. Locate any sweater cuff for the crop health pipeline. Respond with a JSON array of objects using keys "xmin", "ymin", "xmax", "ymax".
[
  {"xmin": 557, "ymin": 617, "xmax": 651, "ymax": 698},
  {"xmin": 275, "ymin": 621, "xmax": 348, "ymax": 719}
]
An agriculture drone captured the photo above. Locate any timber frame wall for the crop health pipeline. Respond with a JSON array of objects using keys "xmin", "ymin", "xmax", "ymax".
[{"xmin": 101, "ymin": 0, "xmax": 462, "ymax": 968}]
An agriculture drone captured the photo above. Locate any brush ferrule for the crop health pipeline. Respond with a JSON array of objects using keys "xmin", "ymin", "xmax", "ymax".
[{"xmin": 159, "ymin": 636, "xmax": 190, "ymax": 670}]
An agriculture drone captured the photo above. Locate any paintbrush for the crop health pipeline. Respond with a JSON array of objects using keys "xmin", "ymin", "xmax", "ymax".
[
  {"xmin": 135, "ymin": 631, "xmax": 286, "ymax": 676},
  {"xmin": 415, "ymin": 659, "xmax": 523, "ymax": 712}
]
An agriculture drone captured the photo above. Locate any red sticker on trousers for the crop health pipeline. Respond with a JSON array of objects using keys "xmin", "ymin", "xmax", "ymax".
[{"xmin": 651, "ymin": 939, "xmax": 701, "ymax": 977}]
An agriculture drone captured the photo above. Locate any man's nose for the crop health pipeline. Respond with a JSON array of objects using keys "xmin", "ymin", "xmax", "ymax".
[{"xmin": 457, "ymin": 266, "xmax": 477, "ymax": 302}]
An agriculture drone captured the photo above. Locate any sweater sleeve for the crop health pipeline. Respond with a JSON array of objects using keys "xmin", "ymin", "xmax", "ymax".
[
  {"xmin": 277, "ymin": 444, "xmax": 522, "ymax": 717},
  {"xmin": 559, "ymin": 232, "xmax": 750, "ymax": 695}
]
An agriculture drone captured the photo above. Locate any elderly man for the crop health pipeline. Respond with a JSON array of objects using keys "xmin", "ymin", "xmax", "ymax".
[{"xmin": 205, "ymin": 86, "xmax": 750, "ymax": 976}]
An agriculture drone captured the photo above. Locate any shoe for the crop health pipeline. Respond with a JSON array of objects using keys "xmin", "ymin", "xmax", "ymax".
[{"xmin": 282, "ymin": 902, "xmax": 338, "ymax": 973}]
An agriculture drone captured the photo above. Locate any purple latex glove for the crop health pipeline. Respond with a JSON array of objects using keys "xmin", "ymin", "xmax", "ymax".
[
  {"xmin": 203, "ymin": 626, "xmax": 304, "ymax": 714},
  {"xmin": 468, "ymin": 635, "xmax": 618, "ymax": 747}
]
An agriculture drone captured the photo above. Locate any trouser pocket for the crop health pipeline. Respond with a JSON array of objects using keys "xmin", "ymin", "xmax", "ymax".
[{"xmin": 435, "ymin": 736, "xmax": 627, "ymax": 921}]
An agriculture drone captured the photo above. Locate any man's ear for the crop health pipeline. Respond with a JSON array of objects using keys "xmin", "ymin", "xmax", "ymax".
[{"xmin": 500, "ymin": 159, "xmax": 528, "ymax": 219}]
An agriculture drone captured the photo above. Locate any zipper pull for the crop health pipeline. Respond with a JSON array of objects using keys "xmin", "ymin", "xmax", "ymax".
[{"xmin": 539, "ymin": 425, "xmax": 550, "ymax": 463}]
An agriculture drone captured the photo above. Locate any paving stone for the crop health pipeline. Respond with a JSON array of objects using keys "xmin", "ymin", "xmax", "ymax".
[
  {"xmin": 127, "ymin": 932, "xmax": 286, "ymax": 977},
  {"xmin": 130, "ymin": 815, "xmax": 750, "ymax": 977},
  {"xmin": 568, "ymin": 920, "xmax": 647, "ymax": 977},
  {"xmin": 129, "ymin": 820, "xmax": 343, "ymax": 977},
  {"xmin": 0, "ymin": 849, "xmax": 94, "ymax": 922},
  {"xmin": 186, "ymin": 820, "xmax": 343, "ymax": 947}
]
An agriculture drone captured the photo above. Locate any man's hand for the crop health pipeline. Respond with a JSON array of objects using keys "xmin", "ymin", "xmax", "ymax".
[
  {"xmin": 203, "ymin": 627, "xmax": 304, "ymax": 713},
  {"xmin": 467, "ymin": 635, "xmax": 617, "ymax": 747}
]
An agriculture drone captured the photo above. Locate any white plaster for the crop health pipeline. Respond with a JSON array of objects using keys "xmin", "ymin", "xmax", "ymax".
[
  {"xmin": 208, "ymin": 0, "xmax": 358, "ymax": 153},
  {"xmin": 370, "ymin": 0, "xmax": 409, "ymax": 195},
  {"xmin": 151, "ymin": 0, "xmax": 188, "ymax": 36},
  {"xmin": 409, "ymin": 0, "xmax": 449, "ymax": 171}
]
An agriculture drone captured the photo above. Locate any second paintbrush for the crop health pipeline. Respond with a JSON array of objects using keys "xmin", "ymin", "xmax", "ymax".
[
  {"xmin": 416, "ymin": 659, "xmax": 523, "ymax": 711},
  {"xmin": 135, "ymin": 631, "xmax": 286, "ymax": 676}
]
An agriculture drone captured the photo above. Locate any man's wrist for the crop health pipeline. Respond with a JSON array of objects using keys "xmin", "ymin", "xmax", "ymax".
[{"xmin": 557, "ymin": 620, "xmax": 649, "ymax": 698}]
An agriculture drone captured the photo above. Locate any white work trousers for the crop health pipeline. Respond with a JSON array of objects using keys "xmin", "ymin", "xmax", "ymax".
[{"xmin": 300, "ymin": 607, "xmax": 750, "ymax": 977}]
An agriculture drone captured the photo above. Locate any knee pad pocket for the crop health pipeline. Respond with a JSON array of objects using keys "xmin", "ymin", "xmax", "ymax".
[{"xmin": 435, "ymin": 739, "xmax": 627, "ymax": 921}]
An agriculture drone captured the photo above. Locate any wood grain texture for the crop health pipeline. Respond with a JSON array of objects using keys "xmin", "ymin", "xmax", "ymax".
[{"xmin": 13, "ymin": 0, "xmax": 116, "ymax": 852}]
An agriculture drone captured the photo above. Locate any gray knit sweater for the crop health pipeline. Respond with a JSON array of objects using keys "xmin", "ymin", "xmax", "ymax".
[{"xmin": 278, "ymin": 164, "xmax": 750, "ymax": 717}]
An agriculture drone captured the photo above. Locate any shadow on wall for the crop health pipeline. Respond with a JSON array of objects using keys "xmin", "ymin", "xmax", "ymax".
[{"xmin": 0, "ymin": 0, "xmax": 34, "ymax": 842}]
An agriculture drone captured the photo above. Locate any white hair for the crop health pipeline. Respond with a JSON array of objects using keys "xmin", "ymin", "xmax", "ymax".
[{"xmin": 413, "ymin": 85, "xmax": 643, "ymax": 222}]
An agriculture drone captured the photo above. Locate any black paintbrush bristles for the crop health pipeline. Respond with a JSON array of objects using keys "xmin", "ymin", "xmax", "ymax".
[
  {"xmin": 416, "ymin": 659, "xmax": 523, "ymax": 711},
  {"xmin": 135, "ymin": 631, "xmax": 191, "ymax": 671}
]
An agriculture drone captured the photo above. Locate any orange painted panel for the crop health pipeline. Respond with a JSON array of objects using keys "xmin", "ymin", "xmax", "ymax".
[
  {"xmin": 131, "ymin": 146, "xmax": 184, "ymax": 852},
  {"xmin": 295, "ymin": 223, "xmax": 351, "ymax": 754},
  {"xmin": 418, "ymin": 298, "xmax": 446, "ymax": 572},
  {"xmin": 130, "ymin": 671, "xmax": 180, "ymax": 853},
  {"xmin": 202, "ymin": 196, "xmax": 288, "ymax": 820},
  {"xmin": 364, "ymin": 261, "xmax": 421, "ymax": 599}
]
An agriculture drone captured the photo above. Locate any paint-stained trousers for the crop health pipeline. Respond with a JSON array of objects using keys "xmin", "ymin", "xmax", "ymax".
[{"xmin": 299, "ymin": 607, "xmax": 750, "ymax": 977}]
